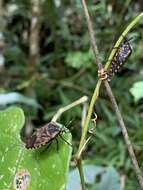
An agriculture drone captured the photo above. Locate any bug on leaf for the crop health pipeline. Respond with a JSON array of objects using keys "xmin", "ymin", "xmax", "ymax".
[
  {"xmin": 107, "ymin": 37, "xmax": 132, "ymax": 81},
  {"xmin": 20, "ymin": 122, "xmax": 71, "ymax": 149}
]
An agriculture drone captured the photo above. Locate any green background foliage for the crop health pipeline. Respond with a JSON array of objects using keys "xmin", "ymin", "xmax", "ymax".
[{"xmin": 1, "ymin": 0, "xmax": 143, "ymax": 189}]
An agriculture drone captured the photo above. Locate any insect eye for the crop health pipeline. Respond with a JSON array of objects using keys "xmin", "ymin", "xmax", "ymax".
[{"xmin": 47, "ymin": 123, "xmax": 61, "ymax": 135}]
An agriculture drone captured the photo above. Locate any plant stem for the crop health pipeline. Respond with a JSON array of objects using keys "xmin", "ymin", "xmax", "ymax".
[
  {"xmin": 29, "ymin": 0, "xmax": 40, "ymax": 72},
  {"xmin": 76, "ymin": 158, "xmax": 86, "ymax": 190},
  {"xmin": 77, "ymin": 80, "xmax": 101, "ymax": 157},
  {"xmin": 77, "ymin": 0, "xmax": 143, "ymax": 188},
  {"xmin": 105, "ymin": 12, "xmax": 143, "ymax": 70},
  {"xmin": 52, "ymin": 96, "xmax": 88, "ymax": 122},
  {"xmin": 52, "ymin": 96, "xmax": 88, "ymax": 190},
  {"xmin": 104, "ymin": 81, "xmax": 143, "ymax": 188}
]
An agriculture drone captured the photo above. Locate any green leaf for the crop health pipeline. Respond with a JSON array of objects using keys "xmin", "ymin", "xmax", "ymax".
[
  {"xmin": 65, "ymin": 50, "xmax": 93, "ymax": 69},
  {"xmin": 130, "ymin": 81, "xmax": 143, "ymax": 102},
  {"xmin": 0, "ymin": 107, "xmax": 72, "ymax": 190},
  {"xmin": 5, "ymin": 46, "xmax": 27, "ymax": 65},
  {"xmin": 0, "ymin": 106, "xmax": 25, "ymax": 136}
]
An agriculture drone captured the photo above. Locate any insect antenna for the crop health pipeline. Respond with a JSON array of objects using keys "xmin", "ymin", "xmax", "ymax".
[{"xmin": 64, "ymin": 118, "xmax": 75, "ymax": 130}]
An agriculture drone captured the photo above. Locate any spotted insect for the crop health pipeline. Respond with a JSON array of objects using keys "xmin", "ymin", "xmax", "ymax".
[
  {"xmin": 13, "ymin": 169, "xmax": 30, "ymax": 190},
  {"xmin": 20, "ymin": 122, "xmax": 71, "ymax": 149},
  {"xmin": 107, "ymin": 37, "xmax": 132, "ymax": 81}
]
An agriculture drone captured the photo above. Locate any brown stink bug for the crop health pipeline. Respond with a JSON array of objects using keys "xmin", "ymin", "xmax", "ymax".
[{"xmin": 20, "ymin": 122, "xmax": 71, "ymax": 149}]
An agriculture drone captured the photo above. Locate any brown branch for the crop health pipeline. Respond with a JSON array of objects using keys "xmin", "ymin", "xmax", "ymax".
[
  {"xmin": 29, "ymin": 0, "xmax": 40, "ymax": 72},
  {"xmin": 80, "ymin": 0, "xmax": 102, "ymax": 70},
  {"xmin": 81, "ymin": 0, "xmax": 143, "ymax": 188},
  {"xmin": 105, "ymin": 81, "xmax": 143, "ymax": 187},
  {"xmin": 0, "ymin": 0, "xmax": 5, "ymax": 72}
]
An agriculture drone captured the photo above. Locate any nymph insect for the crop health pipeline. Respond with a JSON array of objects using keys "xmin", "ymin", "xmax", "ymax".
[
  {"xmin": 20, "ymin": 122, "xmax": 71, "ymax": 149},
  {"xmin": 107, "ymin": 37, "xmax": 132, "ymax": 81}
]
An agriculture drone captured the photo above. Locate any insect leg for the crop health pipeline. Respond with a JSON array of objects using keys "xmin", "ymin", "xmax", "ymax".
[
  {"xmin": 41, "ymin": 141, "xmax": 53, "ymax": 153},
  {"xmin": 59, "ymin": 134, "xmax": 72, "ymax": 147},
  {"xmin": 98, "ymin": 68, "xmax": 108, "ymax": 81},
  {"xmin": 55, "ymin": 138, "xmax": 59, "ymax": 152}
]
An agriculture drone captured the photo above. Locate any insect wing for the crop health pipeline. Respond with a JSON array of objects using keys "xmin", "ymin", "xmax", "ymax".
[{"xmin": 25, "ymin": 122, "xmax": 62, "ymax": 149}]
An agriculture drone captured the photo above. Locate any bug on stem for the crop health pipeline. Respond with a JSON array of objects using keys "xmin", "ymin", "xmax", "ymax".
[{"xmin": 107, "ymin": 37, "xmax": 132, "ymax": 81}]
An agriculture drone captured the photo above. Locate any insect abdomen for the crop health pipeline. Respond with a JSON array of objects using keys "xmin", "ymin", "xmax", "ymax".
[{"xmin": 107, "ymin": 38, "xmax": 132, "ymax": 81}]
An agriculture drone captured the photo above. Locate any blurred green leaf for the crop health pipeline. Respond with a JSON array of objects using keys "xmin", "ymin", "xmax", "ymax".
[
  {"xmin": 65, "ymin": 50, "xmax": 93, "ymax": 69},
  {"xmin": 0, "ymin": 107, "xmax": 72, "ymax": 190},
  {"xmin": 130, "ymin": 81, "xmax": 143, "ymax": 102},
  {"xmin": 5, "ymin": 46, "xmax": 27, "ymax": 65}
]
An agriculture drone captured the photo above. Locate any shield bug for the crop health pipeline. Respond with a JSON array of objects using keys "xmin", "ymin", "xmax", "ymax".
[
  {"xmin": 20, "ymin": 122, "xmax": 71, "ymax": 149},
  {"xmin": 107, "ymin": 37, "xmax": 132, "ymax": 81}
]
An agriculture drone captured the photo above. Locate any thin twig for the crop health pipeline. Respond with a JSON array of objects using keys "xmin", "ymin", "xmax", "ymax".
[
  {"xmin": 78, "ymin": 0, "xmax": 143, "ymax": 188},
  {"xmin": 80, "ymin": 0, "xmax": 102, "ymax": 70},
  {"xmin": 81, "ymin": 101, "xmax": 88, "ymax": 130},
  {"xmin": 16, "ymin": 73, "xmax": 90, "ymax": 95},
  {"xmin": 105, "ymin": 12, "xmax": 143, "ymax": 70},
  {"xmin": 29, "ymin": 0, "xmax": 40, "ymax": 70},
  {"xmin": 78, "ymin": 136, "xmax": 91, "ymax": 159},
  {"xmin": 120, "ymin": 175, "xmax": 126, "ymax": 190},
  {"xmin": 105, "ymin": 81, "xmax": 143, "ymax": 188},
  {"xmin": 52, "ymin": 95, "xmax": 88, "ymax": 189},
  {"xmin": 0, "ymin": 0, "xmax": 5, "ymax": 72},
  {"xmin": 52, "ymin": 96, "xmax": 88, "ymax": 122},
  {"xmin": 77, "ymin": 80, "xmax": 101, "ymax": 155}
]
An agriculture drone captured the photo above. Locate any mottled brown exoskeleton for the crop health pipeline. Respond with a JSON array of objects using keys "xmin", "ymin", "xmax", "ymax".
[{"xmin": 20, "ymin": 122, "xmax": 71, "ymax": 149}]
